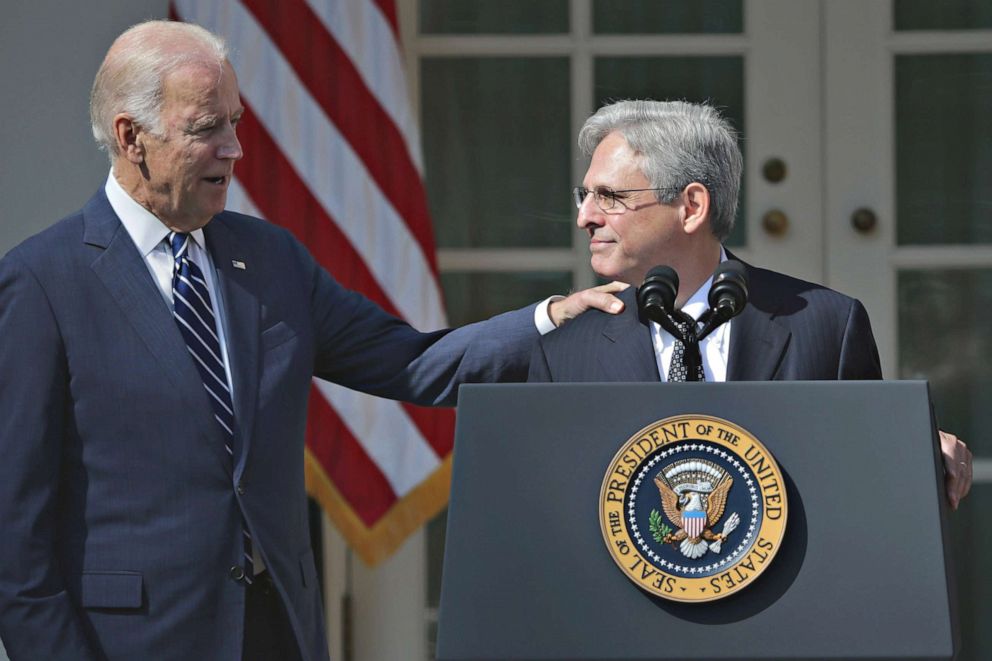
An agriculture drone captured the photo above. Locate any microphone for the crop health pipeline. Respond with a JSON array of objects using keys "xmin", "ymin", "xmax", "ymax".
[
  {"xmin": 698, "ymin": 260, "xmax": 748, "ymax": 340},
  {"xmin": 637, "ymin": 266, "xmax": 680, "ymax": 336}
]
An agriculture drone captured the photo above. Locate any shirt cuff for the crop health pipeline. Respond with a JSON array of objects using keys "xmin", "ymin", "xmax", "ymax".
[{"xmin": 534, "ymin": 295, "xmax": 566, "ymax": 336}]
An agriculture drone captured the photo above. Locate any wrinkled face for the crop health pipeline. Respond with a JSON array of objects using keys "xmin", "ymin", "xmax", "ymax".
[
  {"xmin": 136, "ymin": 61, "xmax": 244, "ymax": 231},
  {"xmin": 577, "ymin": 131, "xmax": 685, "ymax": 285}
]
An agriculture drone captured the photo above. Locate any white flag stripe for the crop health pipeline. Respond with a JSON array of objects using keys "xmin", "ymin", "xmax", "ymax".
[
  {"xmin": 304, "ymin": 0, "xmax": 424, "ymax": 173},
  {"xmin": 175, "ymin": 0, "xmax": 445, "ymax": 330},
  {"xmin": 313, "ymin": 379, "xmax": 440, "ymax": 497}
]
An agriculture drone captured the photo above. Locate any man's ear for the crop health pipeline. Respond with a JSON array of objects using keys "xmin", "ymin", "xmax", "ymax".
[
  {"xmin": 113, "ymin": 114, "xmax": 145, "ymax": 164},
  {"xmin": 680, "ymin": 182, "xmax": 711, "ymax": 235}
]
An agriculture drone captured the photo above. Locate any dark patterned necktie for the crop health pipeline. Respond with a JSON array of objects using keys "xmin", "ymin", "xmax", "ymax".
[
  {"xmin": 169, "ymin": 232, "xmax": 254, "ymax": 582},
  {"xmin": 668, "ymin": 313, "xmax": 705, "ymax": 382}
]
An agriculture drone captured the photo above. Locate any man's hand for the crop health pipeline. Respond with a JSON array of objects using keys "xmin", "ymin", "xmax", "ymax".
[
  {"xmin": 549, "ymin": 281, "xmax": 629, "ymax": 327},
  {"xmin": 940, "ymin": 430, "xmax": 972, "ymax": 510}
]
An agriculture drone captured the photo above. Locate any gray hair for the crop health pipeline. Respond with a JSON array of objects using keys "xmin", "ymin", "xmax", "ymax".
[
  {"xmin": 89, "ymin": 20, "xmax": 228, "ymax": 160},
  {"xmin": 578, "ymin": 100, "xmax": 742, "ymax": 241}
]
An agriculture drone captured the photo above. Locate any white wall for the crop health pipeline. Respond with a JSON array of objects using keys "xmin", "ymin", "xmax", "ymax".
[{"xmin": 0, "ymin": 0, "xmax": 168, "ymax": 255}]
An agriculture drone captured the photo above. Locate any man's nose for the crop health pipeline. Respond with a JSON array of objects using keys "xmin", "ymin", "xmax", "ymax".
[
  {"xmin": 576, "ymin": 193, "xmax": 602, "ymax": 229},
  {"xmin": 218, "ymin": 129, "xmax": 243, "ymax": 161}
]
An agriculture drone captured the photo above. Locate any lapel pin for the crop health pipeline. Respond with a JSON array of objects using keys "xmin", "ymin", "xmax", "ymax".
[{"xmin": 232, "ymin": 260, "xmax": 247, "ymax": 270}]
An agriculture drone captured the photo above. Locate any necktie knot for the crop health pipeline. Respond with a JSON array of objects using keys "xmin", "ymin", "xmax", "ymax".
[{"xmin": 168, "ymin": 232, "xmax": 190, "ymax": 264}]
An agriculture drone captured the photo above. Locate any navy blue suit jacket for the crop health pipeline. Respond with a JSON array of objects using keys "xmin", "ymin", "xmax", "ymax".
[
  {"xmin": 0, "ymin": 190, "xmax": 538, "ymax": 660},
  {"xmin": 529, "ymin": 262, "xmax": 882, "ymax": 382}
]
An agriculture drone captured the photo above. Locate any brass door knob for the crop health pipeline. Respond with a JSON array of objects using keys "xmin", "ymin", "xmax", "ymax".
[
  {"xmin": 762, "ymin": 157, "xmax": 787, "ymax": 183},
  {"xmin": 762, "ymin": 209, "xmax": 789, "ymax": 236},
  {"xmin": 851, "ymin": 207, "xmax": 877, "ymax": 234}
]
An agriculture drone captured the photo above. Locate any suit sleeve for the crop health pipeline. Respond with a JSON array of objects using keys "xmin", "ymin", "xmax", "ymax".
[
  {"xmin": 302, "ymin": 244, "xmax": 540, "ymax": 406},
  {"xmin": 0, "ymin": 254, "xmax": 98, "ymax": 660},
  {"xmin": 837, "ymin": 299, "xmax": 883, "ymax": 379}
]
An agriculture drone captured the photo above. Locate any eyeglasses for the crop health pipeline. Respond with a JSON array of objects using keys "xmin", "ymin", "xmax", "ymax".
[{"xmin": 572, "ymin": 186, "xmax": 683, "ymax": 214}]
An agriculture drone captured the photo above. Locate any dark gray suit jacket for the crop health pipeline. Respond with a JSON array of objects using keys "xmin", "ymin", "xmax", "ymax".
[
  {"xmin": 529, "ymin": 262, "xmax": 882, "ymax": 382},
  {"xmin": 0, "ymin": 190, "xmax": 538, "ymax": 661}
]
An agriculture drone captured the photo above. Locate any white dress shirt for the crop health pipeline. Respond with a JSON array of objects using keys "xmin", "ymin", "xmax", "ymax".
[{"xmin": 652, "ymin": 250, "xmax": 732, "ymax": 382}]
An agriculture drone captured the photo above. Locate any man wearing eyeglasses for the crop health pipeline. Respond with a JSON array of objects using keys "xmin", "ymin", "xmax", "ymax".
[{"xmin": 528, "ymin": 99, "xmax": 972, "ymax": 509}]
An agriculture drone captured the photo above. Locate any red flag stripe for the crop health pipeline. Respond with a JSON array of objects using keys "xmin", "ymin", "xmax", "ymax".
[
  {"xmin": 306, "ymin": 385, "xmax": 397, "ymax": 525},
  {"xmin": 240, "ymin": 0, "xmax": 439, "ymax": 276},
  {"xmin": 235, "ymin": 108, "xmax": 456, "ymax": 459}
]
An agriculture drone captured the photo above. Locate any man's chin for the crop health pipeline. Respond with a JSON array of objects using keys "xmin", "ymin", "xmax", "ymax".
[{"xmin": 590, "ymin": 260, "xmax": 630, "ymax": 285}]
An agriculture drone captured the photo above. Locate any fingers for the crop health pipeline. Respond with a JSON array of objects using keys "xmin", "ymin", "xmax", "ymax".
[
  {"xmin": 548, "ymin": 282, "xmax": 628, "ymax": 327},
  {"xmin": 593, "ymin": 281, "xmax": 630, "ymax": 294},
  {"xmin": 939, "ymin": 430, "xmax": 972, "ymax": 510}
]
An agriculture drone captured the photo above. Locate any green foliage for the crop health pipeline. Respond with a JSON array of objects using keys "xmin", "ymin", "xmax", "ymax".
[{"xmin": 649, "ymin": 509, "xmax": 672, "ymax": 543}]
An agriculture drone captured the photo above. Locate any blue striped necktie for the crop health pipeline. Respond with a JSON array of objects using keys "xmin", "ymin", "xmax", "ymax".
[{"xmin": 169, "ymin": 231, "xmax": 254, "ymax": 582}]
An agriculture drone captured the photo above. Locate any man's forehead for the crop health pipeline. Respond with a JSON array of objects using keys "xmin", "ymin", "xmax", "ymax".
[{"xmin": 161, "ymin": 61, "xmax": 242, "ymax": 112}]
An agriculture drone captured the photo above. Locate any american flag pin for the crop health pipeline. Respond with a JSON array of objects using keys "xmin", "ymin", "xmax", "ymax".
[{"xmin": 232, "ymin": 260, "xmax": 247, "ymax": 270}]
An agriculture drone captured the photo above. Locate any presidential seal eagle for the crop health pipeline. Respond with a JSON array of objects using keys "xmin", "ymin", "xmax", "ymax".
[{"xmin": 654, "ymin": 459, "xmax": 741, "ymax": 559}]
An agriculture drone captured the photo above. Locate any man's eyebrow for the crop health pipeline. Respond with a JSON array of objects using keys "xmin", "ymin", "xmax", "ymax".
[{"xmin": 186, "ymin": 115, "xmax": 220, "ymax": 131}]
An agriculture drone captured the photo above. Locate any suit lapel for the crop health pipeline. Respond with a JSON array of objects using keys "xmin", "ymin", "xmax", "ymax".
[
  {"xmin": 599, "ymin": 288, "xmax": 660, "ymax": 381},
  {"xmin": 204, "ymin": 217, "xmax": 260, "ymax": 474},
  {"xmin": 727, "ymin": 264, "xmax": 791, "ymax": 381},
  {"xmin": 83, "ymin": 191, "xmax": 228, "ymax": 462}
]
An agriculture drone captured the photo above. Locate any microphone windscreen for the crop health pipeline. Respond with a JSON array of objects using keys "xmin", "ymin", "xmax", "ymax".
[
  {"xmin": 637, "ymin": 266, "xmax": 679, "ymax": 321},
  {"xmin": 709, "ymin": 260, "xmax": 748, "ymax": 316}
]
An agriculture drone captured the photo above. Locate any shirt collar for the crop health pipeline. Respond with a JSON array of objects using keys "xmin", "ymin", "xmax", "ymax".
[{"xmin": 104, "ymin": 171, "xmax": 207, "ymax": 256}]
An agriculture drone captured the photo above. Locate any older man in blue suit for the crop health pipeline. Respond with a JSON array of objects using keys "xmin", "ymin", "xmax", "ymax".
[
  {"xmin": 528, "ymin": 100, "xmax": 972, "ymax": 508},
  {"xmin": 0, "ymin": 20, "xmax": 623, "ymax": 661}
]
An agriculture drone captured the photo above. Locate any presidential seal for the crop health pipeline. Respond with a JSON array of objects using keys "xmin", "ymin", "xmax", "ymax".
[{"xmin": 599, "ymin": 415, "xmax": 787, "ymax": 602}]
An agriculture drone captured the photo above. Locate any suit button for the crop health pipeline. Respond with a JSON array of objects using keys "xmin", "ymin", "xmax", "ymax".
[
  {"xmin": 229, "ymin": 565, "xmax": 246, "ymax": 582},
  {"xmin": 236, "ymin": 481, "xmax": 245, "ymax": 495}
]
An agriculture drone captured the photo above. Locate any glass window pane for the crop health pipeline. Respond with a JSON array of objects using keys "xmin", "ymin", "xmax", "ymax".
[
  {"xmin": 420, "ymin": 0, "xmax": 568, "ymax": 34},
  {"xmin": 593, "ymin": 0, "xmax": 743, "ymax": 34},
  {"xmin": 896, "ymin": 55, "xmax": 992, "ymax": 245},
  {"xmin": 440, "ymin": 271, "xmax": 573, "ymax": 326},
  {"xmin": 422, "ymin": 58, "xmax": 572, "ymax": 249},
  {"xmin": 898, "ymin": 269, "xmax": 992, "ymax": 456},
  {"xmin": 895, "ymin": 0, "xmax": 992, "ymax": 31},
  {"xmin": 594, "ymin": 56, "xmax": 746, "ymax": 246}
]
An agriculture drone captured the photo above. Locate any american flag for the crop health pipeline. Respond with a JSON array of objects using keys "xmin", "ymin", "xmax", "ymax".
[{"xmin": 170, "ymin": 0, "xmax": 454, "ymax": 566}]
